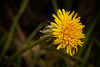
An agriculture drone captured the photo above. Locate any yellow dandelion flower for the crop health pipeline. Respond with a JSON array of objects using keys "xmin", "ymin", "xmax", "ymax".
[{"xmin": 51, "ymin": 9, "xmax": 85, "ymax": 56}]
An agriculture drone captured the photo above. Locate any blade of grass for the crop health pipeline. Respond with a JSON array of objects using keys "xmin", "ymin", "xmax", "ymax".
[
  {"xmin": 94, "ymin": 39, "xmax": 100, "ymax": 48},
  {"xmin": 16, "ymin": 56, "xmax": 22, "ymax": 67},
  {"xmin": 80, "ymin": 40, "xmax": 94, "ymax": 67},
  {"xmin": 0, "ymin": 33, "xmax": 7, "ymax": 47},
  {"xmin": 65, "ymin": 60, "xmax": 70, "ymax": 67},
  {"xmin": 0, "ymin": 0, "xmax": 29, "ymax": 57},
  {"xmin": 94, "ymin": 39, "xmax": 100, "ymax": 67},
  {"xmin": 51, "ymin": 0, "xmax": 59, "ymax": 13},
  {"xmin": 1, "ymin": 38, "xmax": 46, "ymax": 66},
  {"xmin": 25, "ymin": 23, "xmax": 44, "ymax": 44},
  {"xmin": 77, "ymin": 12, "xmax": 100, "ymax": 57},
  {"xmin": 33, "ymin": 48, "xmax": 40, "ymax": 67},
  {"xmin": 5, "ymin": 4, "xmax": 26, "ymax": 42}
]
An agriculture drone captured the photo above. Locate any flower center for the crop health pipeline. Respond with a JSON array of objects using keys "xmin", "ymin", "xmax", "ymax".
[{"xmin": 61, "ymin": 20, "xmax": 76, "ymax": 43}]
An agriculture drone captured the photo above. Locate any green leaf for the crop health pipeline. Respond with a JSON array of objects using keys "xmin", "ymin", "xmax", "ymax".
[{"xmin": 80, "ymin": 41, "xmax": 94, "ymax": 67}]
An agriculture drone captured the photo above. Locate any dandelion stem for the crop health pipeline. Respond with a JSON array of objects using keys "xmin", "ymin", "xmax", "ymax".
[{"xmin": 1, "ymin": 38, "xmax": 46, "ymax": 66}]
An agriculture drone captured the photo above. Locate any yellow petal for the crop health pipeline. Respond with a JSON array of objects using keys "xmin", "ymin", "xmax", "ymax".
[
  {"xmin": 66, "ymin": 41, "xmax": 68, "ymax": 44},
  {"xmin": 52, "ymin": 14, "xmax": 61, "ymax": 21},
  {"xmin": 58, "ymin": 9, "xmax": 63, "ymax": 17},
  {"xmin": 51, "ymin": 22, "xmax": 60, "ymax": 28},
  {"xmin": 67, "ymin": 45, "xmax": 69, "ymax": 53},
  {"xmin": 57, "ymin": 44, "xmax": 62, "ymax": 50},
  {"xmin": 53, "ymin": 38, "xmax": 62, "ymax": 44},
  {"xmin": 61, "ymin": 44, "xmax": 66, "ymax": 49},
  {"xmin": 64, "ymin": 11, "xmax": 70, "ymax": 20},
  {"xmin": 52, "ymin": 32, "xmax": 60, "ymax": 35},
  {"xmin": 54, "ymin": 19, "xmax": 61, "ymax": 26},
  {"xmin": 73, "ymin": 47, "xmax": 78, "ymax": 53},
  {"xmin": 73, "ymin": 13, "xmax": 78, "ymax": 20},
  {"xmin": 69, "ymin": 11, "xmax": 75, "ymax": 20},
  {"xmin": 76, "ymin": 17, "xmax": 81, "ymax": 20},
  {"xmin": 70, "ymin": 49, "xmax": 72, "ymax": 56},
  {"xmin": 72, "ymin": 48, "xmax": 75, "ymax": 55},
  {"xmin": 52, "ymin": 34, "xmax": 62, "ymax": 38},
  {"xmin": 69, "ymin": 42, "xmax": 74, "ymax": 47},
  {"xmin": 57, "ymin": 9, "xmax": 63, "ymax": 21},
  {"xmin": 66, "ymin": 11, "xmax": 70, "ymax": 16},
  {"xmin": 52, "ymin": 29, "xmax": 61, "ymax": 32},
  {"xmin": 62, "ymin": 9, "xmax": 66, "ymax": 16}
]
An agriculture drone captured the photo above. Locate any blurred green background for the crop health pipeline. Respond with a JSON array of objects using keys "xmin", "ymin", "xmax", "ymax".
[{"xmin": 0, "ymin": 0, "xmax": 100, "ymax": 67}]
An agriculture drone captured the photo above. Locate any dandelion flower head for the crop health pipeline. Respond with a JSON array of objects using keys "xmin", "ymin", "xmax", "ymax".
[{"xmin": 51, "ymin": 9, "xmax": 85, "ymax": 56}]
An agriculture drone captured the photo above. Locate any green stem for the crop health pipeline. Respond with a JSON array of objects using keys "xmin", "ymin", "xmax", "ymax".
[{"xmin": 1, "ymin": 38, "xmax": 46, "ymax": 66}]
